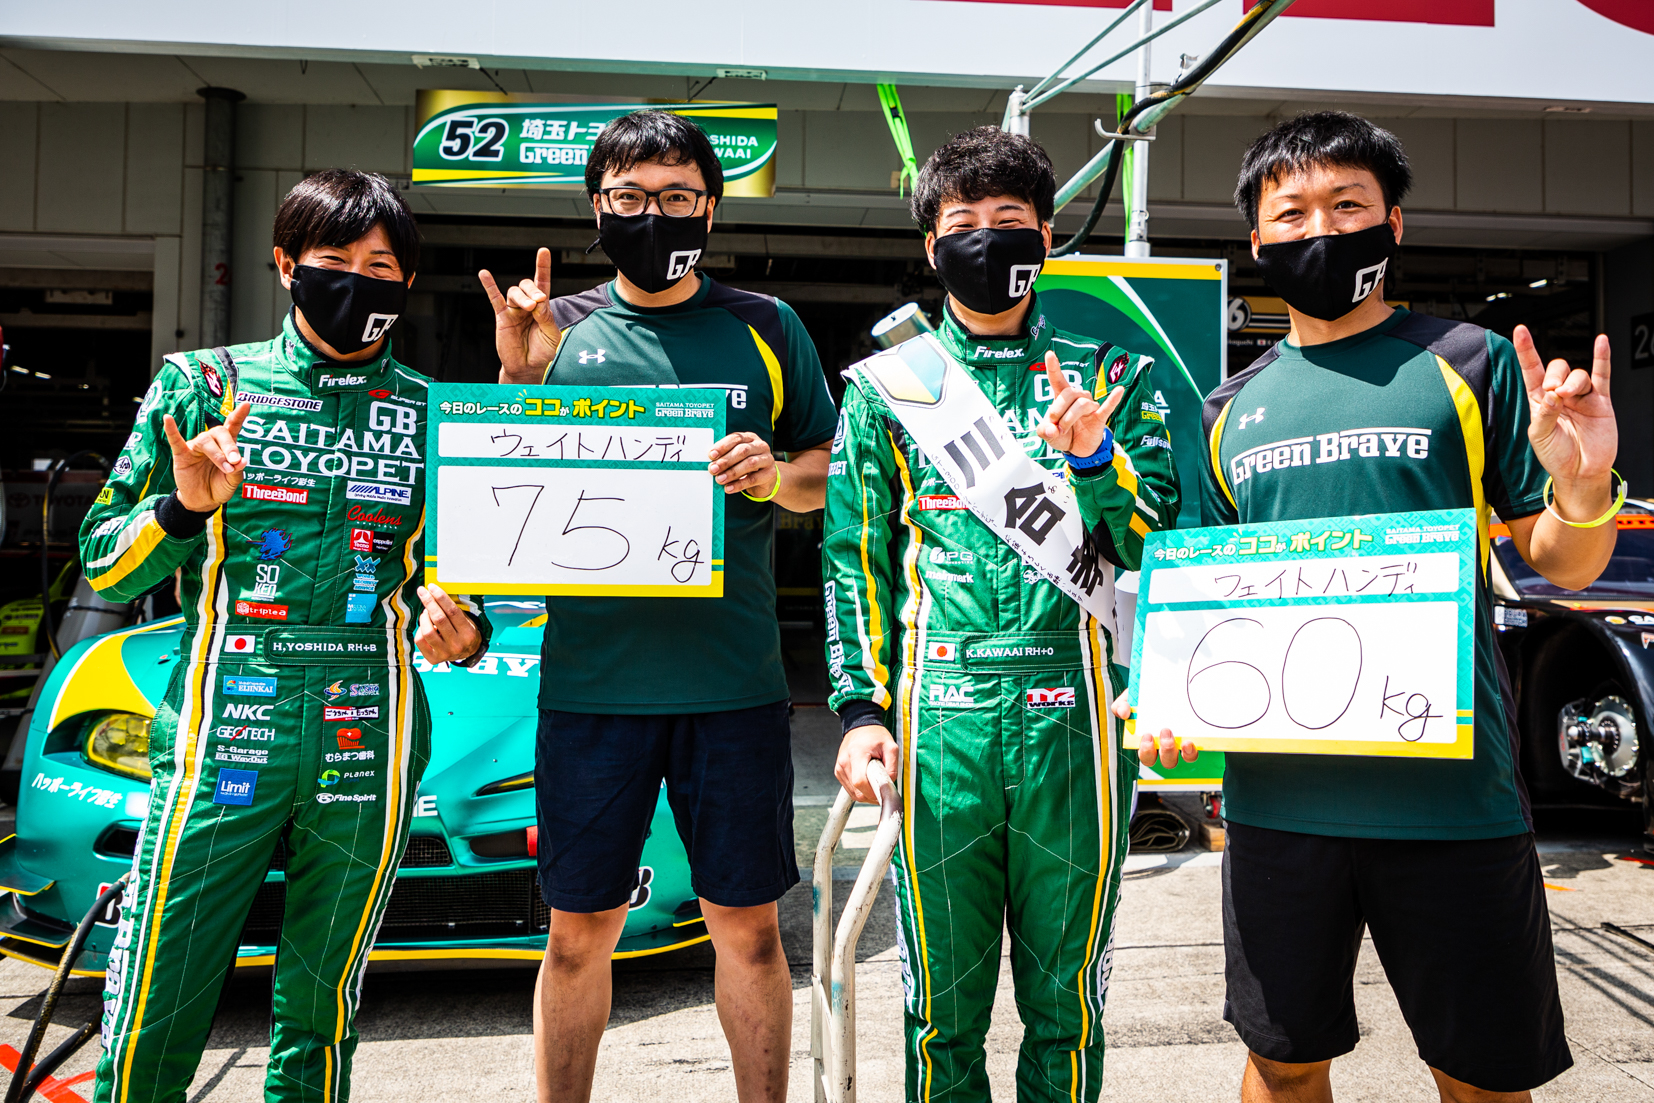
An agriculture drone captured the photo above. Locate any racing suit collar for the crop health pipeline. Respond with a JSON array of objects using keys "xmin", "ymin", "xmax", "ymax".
[
  {"xmin": 279, "ymin": 309, "xmax": 396, "ymax": 393},
  {"xmin": 936, "ymin": 294, "xmax": 1055, "ymax": 371}
]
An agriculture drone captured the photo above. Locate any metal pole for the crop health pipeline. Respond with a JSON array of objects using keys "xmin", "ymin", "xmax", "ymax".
[
  {"xmin": 1124, "ymin": 5, "xmax": 1153, "ymax": 258},
  {"xmin": 198, "ymin": 87, "xmax": 244, "ymax": 348},
  {"xmin": 1002, "ymin": 86, "xmax": 1030, "ymax": 137}
]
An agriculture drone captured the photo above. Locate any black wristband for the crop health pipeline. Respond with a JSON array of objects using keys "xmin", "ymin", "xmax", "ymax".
[
  {"xmin": 837, "ymin": 698, "xmax": 887, "ymax": 737},
  {"xmin": 155, "ymin": 492, "xmax": 216, "ymax": 538},
  {"xmin": 450, "ymin": 615, "xmax": 491, "ymax": 668}
]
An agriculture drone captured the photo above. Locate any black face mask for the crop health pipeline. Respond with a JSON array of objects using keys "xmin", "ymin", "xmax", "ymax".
[
  {"xmin": 595, "ymin": 212, "xmax": 709, "ymax": 294},
  {"xmin": 931, "ymin": 227, "xmax": 1048, "ymax": 317},
  {"xmin": 1254, "ymin": 222, "xmax": 1397, "ymax": 322},
  {"xmin": 289, "ymin": 265, "xmax": 407, "ymax": 355}
]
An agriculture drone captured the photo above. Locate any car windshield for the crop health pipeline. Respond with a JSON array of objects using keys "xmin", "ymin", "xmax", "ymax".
[{"xmin": 1495, "ymin": 527, "xmax": 1654, "ymax": 598}]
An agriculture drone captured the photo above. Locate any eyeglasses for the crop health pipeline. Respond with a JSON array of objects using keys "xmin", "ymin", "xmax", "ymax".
[{"xmin": 597, "ymin": 187, "xmax": 710, "ymax": 218}]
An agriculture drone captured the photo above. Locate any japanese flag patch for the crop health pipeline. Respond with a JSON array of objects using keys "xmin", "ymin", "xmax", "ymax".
[
  {"xmin": 928, "ymin": 641, "xmax": 957, "ymax": 662},
  {"xmin": 224, "ymin": 633, "xmax": 257, "ymax": 656}
]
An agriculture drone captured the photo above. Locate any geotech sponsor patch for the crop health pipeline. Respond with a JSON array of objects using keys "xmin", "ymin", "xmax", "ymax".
[
  {"xmin": 916, "ymin": 495, "xmax": 968, "ymax": 510},
  {"xmin": 1026, "ymin": 687, "xmax": 1077, "ymax": 709},
  {"xmin": 235, "ymin": 599, "xmax": 288, "ymax": 620},
  {"xmin": 242, "ymin": 483, "xmax": 309, "ymax": 504}
]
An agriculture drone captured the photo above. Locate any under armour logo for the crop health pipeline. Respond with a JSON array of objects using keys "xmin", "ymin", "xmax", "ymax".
[
  {"xmin": 578, "ymin": 349, "xmax": 606, "ymax": 365},
  {"xmin": 1239, "ymin": 407, "xmax": 1265, "ymax": 429},
  {"xmin": 1352, "ymin": 259, "xmax": 1387, "ymax": 302}
]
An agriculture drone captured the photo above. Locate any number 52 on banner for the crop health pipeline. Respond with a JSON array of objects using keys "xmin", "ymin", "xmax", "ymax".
[
  {"xmin": 1128, "ymin": 509, "xmax": 1478, "ymax": 758},
  {"xmin": 426, "ymin": 383, "xmax": 725, "ymax": 596}
]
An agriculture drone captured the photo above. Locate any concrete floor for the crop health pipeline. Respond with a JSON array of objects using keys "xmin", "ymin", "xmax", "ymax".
[{"xmin": 0, "ymin": 707, "xmax": 1651, "ymax": 1101}]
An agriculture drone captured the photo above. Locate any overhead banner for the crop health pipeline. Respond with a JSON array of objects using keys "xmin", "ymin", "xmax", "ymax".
[{"xmin": 413, "ymin": 92, "xmax": 777, "ymax": 196}]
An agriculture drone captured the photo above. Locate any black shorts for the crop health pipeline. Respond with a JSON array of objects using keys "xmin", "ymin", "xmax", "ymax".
[
  {"xmin": 534, "ymin": 702, "xmax": 798, "ymax": 913},
  {"xmin": 1221, "ymin": 821, "xmax": 1572, "ymax": 1092}
]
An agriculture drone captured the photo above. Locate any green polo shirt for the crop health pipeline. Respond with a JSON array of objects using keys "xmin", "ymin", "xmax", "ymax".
[
  {"xmin": 537, "ymin": 276, "xmax": 837, "ymax": 713},
  {"xmin": 1200, "ymin": 309, "xmax": 1548, "ymax": 839}
]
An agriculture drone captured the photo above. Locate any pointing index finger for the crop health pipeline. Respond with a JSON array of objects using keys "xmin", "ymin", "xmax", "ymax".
[
  {"xmin": 1043, "ymin": 350, "xmax": 1069, "ymax": 396},
  {"xmin": 535, "ymin": 247, "xmax": 552, "ymax": 296},
  {"xmin": 1591, "ymin": 333, "xmax": 1612, "ymax": 400}
]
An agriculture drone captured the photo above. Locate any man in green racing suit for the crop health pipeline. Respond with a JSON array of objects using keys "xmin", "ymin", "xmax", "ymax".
[
  {"xmin": 79, "ymin": 170, "xmax": 488, "ymax": 1103},
  {"xmin": 825, "ymin": 128, "xmax": 1180, "ymax": 1102}
]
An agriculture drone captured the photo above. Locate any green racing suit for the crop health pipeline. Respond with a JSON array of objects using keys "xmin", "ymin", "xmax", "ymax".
[
  {"xmin": 823, "ymin": 298, "xmax": 1178, "ymax": 1103},
  {"xmin": 78, "ymin": 312, "xmax": 488, "ymax": 1103}
]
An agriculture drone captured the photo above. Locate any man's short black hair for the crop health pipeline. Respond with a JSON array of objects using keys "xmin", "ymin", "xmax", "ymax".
[
  {"xmin": 584, "ymin": 110, "xmax": 725, "ymax": 201},
  {"xmin": 912, "ymin": 127, "xmax": 1056, "ymax": 233},
  {"xmin": 1234, "ymin": 111, "xmax": 1412, "ymax": 231},
  {"xmin": 273, "ymin": 169, "xmax": 420, "ymax": 274}
]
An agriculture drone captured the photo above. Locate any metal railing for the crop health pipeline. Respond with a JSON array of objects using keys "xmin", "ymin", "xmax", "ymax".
[{"xmin": 811, "ymin": 759, "xmax": 902, "ymax": 1103}]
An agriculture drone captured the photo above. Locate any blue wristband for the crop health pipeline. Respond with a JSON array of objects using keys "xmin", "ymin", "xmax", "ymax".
[{"xmin": 1065, "ymin": 427, "xmax": 1114, "ymax": 471}]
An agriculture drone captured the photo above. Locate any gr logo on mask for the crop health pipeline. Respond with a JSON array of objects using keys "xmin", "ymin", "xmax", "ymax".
[
  {"xmin": 1351, "ymin": 260, "xmax": 1388, "ymax": 303},
  {"xmin": 1008, "ymin": 264, "xmax": 1042, "ymax": 298},
  {"xmin": 361, "ymin": 313, "xmax": 399, "ymax": 343},
  {"xmin": 667, "ymin": 250, "xmax": 702, "ymax": 281}
]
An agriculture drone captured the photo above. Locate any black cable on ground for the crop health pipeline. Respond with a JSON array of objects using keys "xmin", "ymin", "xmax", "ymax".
[{"xmin": 4, "ymin": 877, "xmax": 126, "ymax": 1103}]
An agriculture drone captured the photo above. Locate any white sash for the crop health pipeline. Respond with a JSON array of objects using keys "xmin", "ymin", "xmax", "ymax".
[{"xmin": 852, "ymin": 333, "xmax": 1116, "ymax": 633}]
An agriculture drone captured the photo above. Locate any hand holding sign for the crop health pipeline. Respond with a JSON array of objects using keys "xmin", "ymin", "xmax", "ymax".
[
  {"xmin": 1111, "ymin": 691, "xmax": 1200, "ymax": 769},
  {"xmin": 164, "ymin": 401, "xmax": 252, "ymax": 511},
  {"xmin": 481, "ymin": 247, "xmax": 561, "ymax": 383},
  {"xmin": 1033, "ymin": 351, "xmax": 1126, "ymax": 459}
]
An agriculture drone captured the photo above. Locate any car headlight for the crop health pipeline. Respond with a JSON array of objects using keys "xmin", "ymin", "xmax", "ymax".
[{"xmin": 84, "ymin": 713, "xmax": 153, "ymax": 780}]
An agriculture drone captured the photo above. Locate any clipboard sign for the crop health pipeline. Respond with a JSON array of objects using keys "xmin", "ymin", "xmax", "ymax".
[
  {"xmin": 426, "ymin": 383, "xmax": 726, "ymax": 596},
  {"xmin": 1128, "ymin": 509, "xmax": 1478, "ymax": 759}
]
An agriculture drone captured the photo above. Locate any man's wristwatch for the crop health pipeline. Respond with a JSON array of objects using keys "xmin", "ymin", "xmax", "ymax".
[{"xmin": 1065, "ymin": 427, "xmax": 1115, "ymax": 472}]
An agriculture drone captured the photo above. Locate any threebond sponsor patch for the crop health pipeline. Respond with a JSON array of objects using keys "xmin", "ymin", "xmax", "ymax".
[{"xmin": 242, "ymin": 483, "xmax": 309, "ymax": 504}]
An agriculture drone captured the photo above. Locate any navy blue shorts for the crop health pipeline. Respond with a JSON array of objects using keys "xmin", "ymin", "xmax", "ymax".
[{"xmin": 534, "ymin": 701, "xmax": 798, "ymax": 913}]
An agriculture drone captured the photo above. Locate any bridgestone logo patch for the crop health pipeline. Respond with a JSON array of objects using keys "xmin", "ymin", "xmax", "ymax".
[{"xmin": 237, "ymin": 392, "xmax": 323, "ymax": 413}]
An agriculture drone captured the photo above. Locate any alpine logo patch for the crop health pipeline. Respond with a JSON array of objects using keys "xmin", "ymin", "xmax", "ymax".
[
  {"xmin": 347, "ymin": 482, "xmax": 412, "ymax": 505},
  {"xmin": 235, "ymin": 599, "xmax": 288, "ymax": 621},
  {"xmin": 242, "ymin": 483, "xmax": 309, "ymax": 504},
  {"xmin": 916, "ymin": 495, "xmax": 968, "ymax": 511},
  {"xmin": 1026, "ymin": 687, "xmax": 1077, "ymax": 709},
  {"xmin": 928, "ymin": 641, "xmax": 957, "ymax": 662}
]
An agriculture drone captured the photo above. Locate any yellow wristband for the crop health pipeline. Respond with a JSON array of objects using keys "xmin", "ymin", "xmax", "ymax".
[
  {"xmin": 1542, "ymin": 470, "xmax": 1626, "ymax": 529},
  {"xmin": 742, "ymin": 466, "xmax": 783, "ymax": 503}
]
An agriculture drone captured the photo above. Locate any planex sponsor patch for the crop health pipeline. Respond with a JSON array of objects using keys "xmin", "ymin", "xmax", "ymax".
[
  {"xmin": 346, "ymin": 481, "xmax": 412, "ymax": 505},
  {"xmin": 1026, "ymin": 687, "xmax": 1076, "ymax": 709},
  {"xmin": 916, "ymin": 495, "xmax": 968, "ymax": 511},
  {"xmin": 242, "ymin": 483, "xmax": 309, "ymax": 504},
  {"xmin": 927, "ymin": 641, "xmax": 957, "ymax": 662},
  {"xmin": 235, "ymin": 599, "xmax": 288, "ymax": 621}
]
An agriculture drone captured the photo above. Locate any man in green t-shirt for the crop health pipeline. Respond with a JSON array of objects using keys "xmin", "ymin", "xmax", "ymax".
[
  {"xmin": 483, "ymin": 110, "xmax": 835, "ymax": 1103},
  {"xmin": 1133, "ymin": 112, "xmax": 1617, "ymax": 1102}
]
